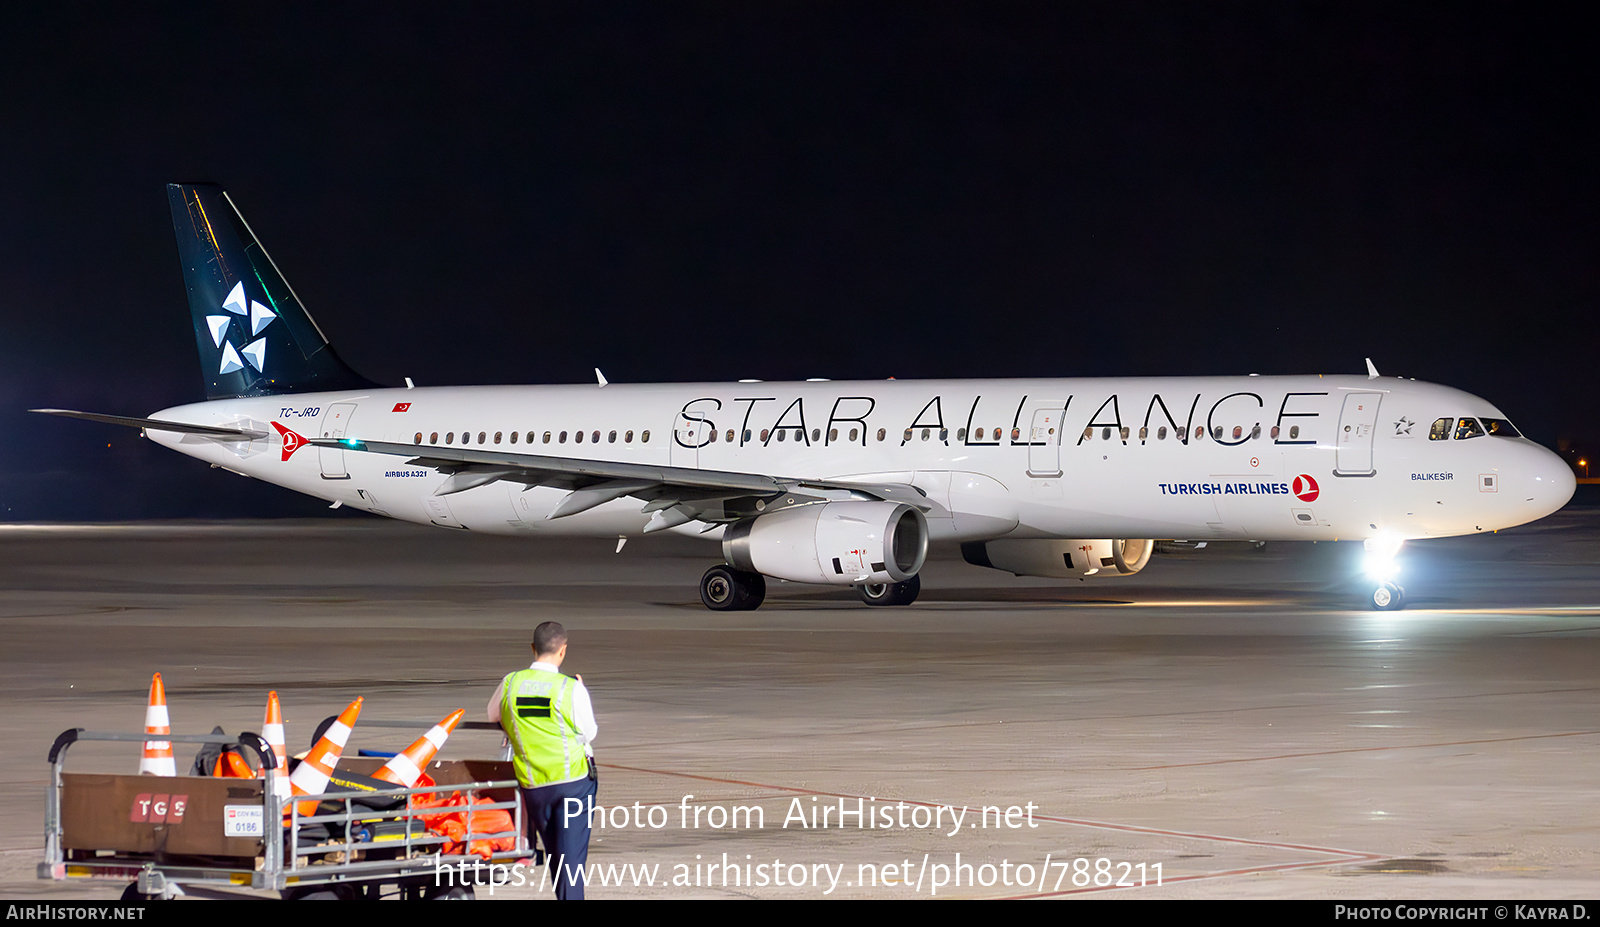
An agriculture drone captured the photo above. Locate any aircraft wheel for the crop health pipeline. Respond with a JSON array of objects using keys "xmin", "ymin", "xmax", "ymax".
[
  {"xmin": 858, "ymin": 574, "xmax": 920, "ymax": 607},
  {"xmin": 1370, "ymin": 581, "xmax": 1406, "ymax": 611},
  {"xmin": 700, "ymin": 565, "xmax": 766, "ymax": 611}
]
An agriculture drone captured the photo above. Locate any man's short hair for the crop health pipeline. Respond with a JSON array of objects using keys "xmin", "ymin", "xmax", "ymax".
[{"xmin": 532, "ymin": 621, "xmax": 568, "ymax": 657}]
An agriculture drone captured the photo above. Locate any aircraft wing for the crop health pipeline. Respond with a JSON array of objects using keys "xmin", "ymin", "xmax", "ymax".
[
  {"xmin": 314, "ymin": 437, "xmax": 940, "ymax": 531},
  {"xmin": 31, "ymin": 409, "xmax": 269, "ymax": 440}
]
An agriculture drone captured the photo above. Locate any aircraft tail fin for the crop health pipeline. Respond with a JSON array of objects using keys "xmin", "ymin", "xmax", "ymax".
[{"xmin": 168, "ymin": 183, "xmax": 377, "ymax": 399}]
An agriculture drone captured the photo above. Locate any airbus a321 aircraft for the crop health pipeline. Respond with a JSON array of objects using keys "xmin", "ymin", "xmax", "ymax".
[{"xmin": 38, "ymin": 184, "xmax": 1576, "ymax": 612}]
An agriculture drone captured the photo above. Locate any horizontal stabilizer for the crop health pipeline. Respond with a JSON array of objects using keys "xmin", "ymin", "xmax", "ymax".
[{"xmin": 31, "ymin": 409, "xmax": 267, "ymax": 440}]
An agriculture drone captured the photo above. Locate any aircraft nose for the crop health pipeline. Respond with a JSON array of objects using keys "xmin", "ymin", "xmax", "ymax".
[{"xmin": 1523, "ymin": 443, "xmax": 1577, "ymax": 519}]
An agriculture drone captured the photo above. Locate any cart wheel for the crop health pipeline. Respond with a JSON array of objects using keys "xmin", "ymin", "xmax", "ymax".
[
  {"xmin": 120, "ymin": 882, "xmax": 155, "ymax": 901},
  {"xmin": 425, "ymin": 884, "xmax": 476, "ymax": 900}
]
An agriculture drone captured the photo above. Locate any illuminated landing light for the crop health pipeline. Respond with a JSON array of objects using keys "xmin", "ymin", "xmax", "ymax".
[{"xmin": 1362, "ymin": 533, "xmax": 1405, "ymax": 580}]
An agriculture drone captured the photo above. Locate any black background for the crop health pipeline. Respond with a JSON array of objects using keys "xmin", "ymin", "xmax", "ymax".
[{"xmin": 2, "ymin": 3, "xmax": 1593, "ymax": 518}]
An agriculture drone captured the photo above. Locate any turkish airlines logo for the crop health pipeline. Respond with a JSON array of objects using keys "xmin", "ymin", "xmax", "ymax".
[
  {"xmin": 1292, "ymin": 474, "xmax": 1320, "ymax": 502},
  {"xmin": 272, "ymin": 422, "xmax": 309, "ymax": 461}
]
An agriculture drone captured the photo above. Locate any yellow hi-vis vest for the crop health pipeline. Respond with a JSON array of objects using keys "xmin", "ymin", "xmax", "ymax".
[{"xmin": 500, "ymin": 668, "xmax": 589, "ymax": 788}]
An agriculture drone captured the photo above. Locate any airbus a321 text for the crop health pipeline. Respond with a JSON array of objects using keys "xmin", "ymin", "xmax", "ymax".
[{"xmin": 36, "ymin": 185, "xmax": 1576, "ymax": 611}]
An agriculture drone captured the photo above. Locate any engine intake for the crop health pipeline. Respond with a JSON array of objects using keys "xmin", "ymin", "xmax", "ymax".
[{"xmin": 724, "ymin": 501, "xmax": 928, "ymax": 585}]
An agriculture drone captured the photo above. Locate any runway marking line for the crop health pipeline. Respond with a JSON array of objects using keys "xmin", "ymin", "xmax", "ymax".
[
  {"xmin": 600, "ymin": 761, "xmax": 1385, "ymax": 897},
  {"xmin": 1126, "ymin": 728, "xmax": 1600, "ymax": 770}
]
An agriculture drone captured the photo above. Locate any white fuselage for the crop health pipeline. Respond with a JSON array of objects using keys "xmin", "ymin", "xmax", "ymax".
[{"xmin": 147, "ymin": 374, "xmax": 1575, "ymax": 544}]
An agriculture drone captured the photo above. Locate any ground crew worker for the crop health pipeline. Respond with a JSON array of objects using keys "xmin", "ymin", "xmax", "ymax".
[{"xmin": 487, "ymin": 621, "xmax": 598, "ymax": 900}]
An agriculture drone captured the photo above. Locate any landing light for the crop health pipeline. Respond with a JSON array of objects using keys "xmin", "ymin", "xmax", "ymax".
[{"xmin": 1362, "ymin": 533, "xmax": 1405, "ymax": 580}]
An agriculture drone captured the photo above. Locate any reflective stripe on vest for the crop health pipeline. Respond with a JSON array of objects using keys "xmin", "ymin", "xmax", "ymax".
[{"xmin": 500, "ymin": 668, "xmax": 588, "ymax": 787}]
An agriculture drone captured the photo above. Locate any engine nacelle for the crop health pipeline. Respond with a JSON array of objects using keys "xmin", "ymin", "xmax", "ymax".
[
  {"xmin": 724, "ymin": 501, "xmax": 929, "ymax": 586},
  {"xmin": 961, "ymin": 538, "xmax": 1154, "ymax": 579}
]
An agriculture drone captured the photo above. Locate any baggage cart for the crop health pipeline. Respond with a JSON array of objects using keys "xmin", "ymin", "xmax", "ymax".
[{"xmin": 39, "ymin": 719, "xmax": 528, "ymax": 900}]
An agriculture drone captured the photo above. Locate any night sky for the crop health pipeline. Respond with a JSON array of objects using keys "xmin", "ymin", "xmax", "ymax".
[{"xmin": 2, "ymin": 4, "xmax": 1594, "ymax": 519}]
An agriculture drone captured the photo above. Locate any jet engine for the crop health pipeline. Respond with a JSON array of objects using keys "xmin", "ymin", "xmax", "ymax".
[
  {"xmin": 960, "ymin": 538, "xmax": 1154, "ymax": 578},
  {"xmin": 724, "ymin": 501, "xmax": 929, "ymax": 585}
]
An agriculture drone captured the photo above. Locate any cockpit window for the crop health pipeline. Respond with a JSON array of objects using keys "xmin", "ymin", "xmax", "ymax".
[
  {"xmin": 1429, "ymin": 418, "xmax": 1452, "ymax": 441},
  {"xmin": 1455, "ymin": 418, "xmax": 1485, "ymax": 440},
  {"xmin": 1481, "ymin": 418, "xmax": 1520, "ymax": 437}
]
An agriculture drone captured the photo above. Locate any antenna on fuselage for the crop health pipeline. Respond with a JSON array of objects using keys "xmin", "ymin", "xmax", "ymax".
[
  {"xmin": 596, "ymin": 368, "xmax": 609, "ymax": 388},
  {"xmin": 1365, "ymin": 358, "xmax": 1380, "ymax": 379}
]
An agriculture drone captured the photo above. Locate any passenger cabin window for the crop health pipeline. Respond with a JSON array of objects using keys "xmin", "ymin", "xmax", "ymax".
[
  {"xmin": 1289, "ymin": 425, "xmax": 1299, "ymax": 440},
  {"xmin": 509, "ymin": 432, "xmax": 517, "ymax": 444},
  {"xmin": 609, "ymin": 431, "xmax": 617, "ymax": 443},
  {"xmin": 876, "ymin": 428, "xmax": 886, "ymax": 442},
  {"xmin": 478, "ymin": 432, "xmax": 486, "ymax": 444},
  {"xmin": 430, "ymin": 432, "xmax": 439, "ymax": 443},
  {"xmin": 1158, "ymin": 426, "xmax": 1168, "ymax": 440},
  {"xmin": 414, "ymin": 433, "xmax": 422, "ymax": 444},
  {"xmin": 1455, "ymin": 418, "xmax": 1486, "ymax": 440},
  {"xmin": 446, "ymin": 432, "xmax": 455, "ymax": 444},
  {"xmin": 494, "ymin": 432, "xmax": 503, "ymax": 444},
  {"xmin": 626, "ymin": 431, "xmax": 634, "ymax": 443},
  {"xmin": 850, "ymin": 428, "xmax": 859, "ymax": 442},
  {"xmin": 641, "ymin": 430, "xmax": 650, "ymax": 442}
]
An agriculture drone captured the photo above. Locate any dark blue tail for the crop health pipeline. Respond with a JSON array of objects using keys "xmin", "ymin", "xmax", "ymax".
[{"xmin": 168, "ymin": 183, "xmax": 377, "ymax": 399}]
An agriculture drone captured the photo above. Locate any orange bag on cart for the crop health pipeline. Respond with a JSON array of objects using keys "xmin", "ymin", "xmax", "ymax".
[{"xmin": 409, "ymin": 775, "xmax": 518, "ymax": 859}]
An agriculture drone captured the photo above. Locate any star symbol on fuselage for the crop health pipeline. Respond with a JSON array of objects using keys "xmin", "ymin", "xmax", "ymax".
[{"xmin": 1394, "ymin": 416, "xmax": 1415, "ymax": 436}]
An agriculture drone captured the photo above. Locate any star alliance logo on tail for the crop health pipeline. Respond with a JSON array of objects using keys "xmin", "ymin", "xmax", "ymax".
[{"xmin": 205, "ymin": 281, "xmax": 277, "ymax": 375}]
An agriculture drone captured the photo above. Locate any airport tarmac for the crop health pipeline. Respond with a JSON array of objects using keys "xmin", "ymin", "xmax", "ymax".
[{"xmin": 1, "ymin": 510, "xmax": 1597, "ymax": 899}]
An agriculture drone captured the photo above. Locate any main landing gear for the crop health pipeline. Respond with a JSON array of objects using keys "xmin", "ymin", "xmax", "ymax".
[
  {"xmin": 698, "ymin": 565, "xmax": 923, "ymax": 610},
  {"xmin": 700, "ymin": 565, "xmax": 766, "ymax": 611},
  {"xmin": 857, "ymin": 574, "xmax": 921, "ymax": 607}
]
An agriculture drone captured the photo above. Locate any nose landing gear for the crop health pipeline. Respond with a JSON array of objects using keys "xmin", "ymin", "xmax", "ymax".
[{"xmin": 1370, "ymin": 581, "xmax": 1406, "ymax": 611}]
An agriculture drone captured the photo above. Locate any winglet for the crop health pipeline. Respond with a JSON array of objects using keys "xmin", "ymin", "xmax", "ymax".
[{"xmin": 1365, "ymin": 357, "xmax": 1380, "ymax": 379}]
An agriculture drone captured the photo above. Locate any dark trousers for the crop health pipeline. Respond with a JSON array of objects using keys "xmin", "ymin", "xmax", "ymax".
[{"xmin": 521, "ymin": 775, "xmax": 597, "ymax": 900}]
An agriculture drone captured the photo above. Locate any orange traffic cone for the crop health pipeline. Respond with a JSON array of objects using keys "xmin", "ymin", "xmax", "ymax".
[
  {"xmin": 261, "ymin": 691, "xmax": 291, "ymax": 800},
  {"xmin": 139, "ymin": 673, "xmax": 175, "ymax": 776},
  {"xmin": 373, "ymin": 709, "xmax": 465, "ymax": 787},
  {"xmin": 287, "ymin": 696, "xmax": 362, "ymax": 818}
]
